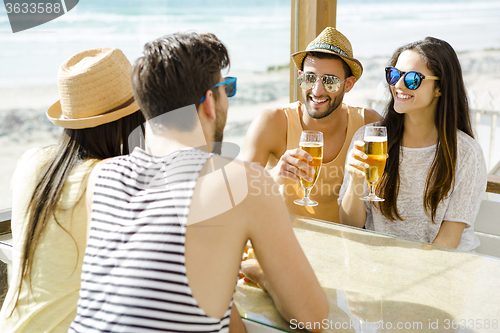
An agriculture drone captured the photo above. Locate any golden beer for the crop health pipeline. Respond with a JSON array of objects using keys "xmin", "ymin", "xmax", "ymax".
[
  {"xmin": 363, "ymin": 138, "xmax": 387, "ymax": 186},
  {"xmin": 299, "ymin": 142, "xmax": 323, "ymax": 189}
]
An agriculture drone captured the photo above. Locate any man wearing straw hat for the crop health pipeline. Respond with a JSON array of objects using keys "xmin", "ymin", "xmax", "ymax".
[
  {"xmin": 70, "ymin": 32, "xmax": 329, "ymax": 333},
  {"xmin": 243, "ymin": 27, "xmax": 381, "ymax": 223}
]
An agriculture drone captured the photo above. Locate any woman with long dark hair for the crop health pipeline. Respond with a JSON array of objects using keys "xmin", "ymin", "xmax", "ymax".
[
  {"xmin": 339, "ymin": 37, "xmax": 487, "ymax": 251},
  {"xmin": 0, "ymin": 48, "xmax": 145, "ymax": 332}
]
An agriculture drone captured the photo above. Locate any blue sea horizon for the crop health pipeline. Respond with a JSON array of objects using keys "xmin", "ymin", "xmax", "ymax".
[{"xmin": 0, "ymin": 0, "xmax": 499, "ymax": 87}]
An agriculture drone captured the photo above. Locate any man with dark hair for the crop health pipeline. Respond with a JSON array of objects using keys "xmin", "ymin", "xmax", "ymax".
[
  {"xmin": 70, "ymin": 32, "xmax": 329, "ymax": 333},
  {"xmin": 242, "ymin": 27, "xmax": 382, "ymax": 223},
  {"xmin": 131, "ymin": 32, "xmax": 230, "ymax": 133}
]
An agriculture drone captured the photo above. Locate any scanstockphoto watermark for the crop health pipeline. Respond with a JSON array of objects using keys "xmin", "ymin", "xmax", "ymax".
[
  {"xmin": 248, "ymin": 162, "xmax": 368, "ymax": 198},
  {"xmin": 3, "ymin": 0, "xmax": 79, "ymax": 33},
  {"xmin": 290, "ymin": 318, "xmax": 425, "ymax": 331},
  {"xmin": 291, "ymin": 318, "xmax": 500, "ymax": 331}
]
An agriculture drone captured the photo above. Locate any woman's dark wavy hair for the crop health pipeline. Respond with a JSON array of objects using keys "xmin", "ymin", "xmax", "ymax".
[
  {"xmin": 8, "ymin": 110, "xmax": 145, "ymax": 315},
  {"xmin": 377, "ymin": 37, "xmax": 473, "ymax": 222}
]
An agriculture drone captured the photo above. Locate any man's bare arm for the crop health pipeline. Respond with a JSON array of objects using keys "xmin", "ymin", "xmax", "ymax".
[
  {"xmin": 242, "ymin": 108, "xmax": 315, "ymax": 185},
  {"xmin": 241, "ymin": 108, "xmax": 287, "ymax": 167},
  {"xmin": 240, "ymin": 166, "xmax": 329, "ymax": 330}
]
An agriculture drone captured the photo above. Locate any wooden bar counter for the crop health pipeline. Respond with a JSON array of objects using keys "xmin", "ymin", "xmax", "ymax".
[{"xmin": 235, "ymin": 215, "xmax": 500, "ymax": 332}]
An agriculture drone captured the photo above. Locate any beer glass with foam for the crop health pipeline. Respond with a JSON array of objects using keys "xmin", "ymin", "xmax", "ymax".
[
  {"xmin": 360, "ymin": 126, "xmax": 387, "ymax": 202},
  {"xmin": 294, "ymin": 130, "xmax": 323, "ymax": 206}
]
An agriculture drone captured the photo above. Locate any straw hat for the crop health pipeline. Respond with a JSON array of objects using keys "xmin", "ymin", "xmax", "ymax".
[
  {"xmin": 47, "ymin": 48, "xmax": 140, "ymax": 129},
  {"xmin": 291, "ymin": 27, "xmax": 363, "ymax": 80}
]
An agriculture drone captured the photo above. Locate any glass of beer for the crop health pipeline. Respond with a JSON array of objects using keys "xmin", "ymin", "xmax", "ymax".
[
  {"xmin": 294, "ymin": 130, "xmax": 323, "ymax": 206},
  {"xmin": 360, "ymin": 126, "xmax": 387, "ymax": 202}
]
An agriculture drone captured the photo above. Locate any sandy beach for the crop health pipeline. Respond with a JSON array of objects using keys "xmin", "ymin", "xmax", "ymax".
[{"xmin": 1, "ymin": 49, "xmax": 500, "ymax": 209}]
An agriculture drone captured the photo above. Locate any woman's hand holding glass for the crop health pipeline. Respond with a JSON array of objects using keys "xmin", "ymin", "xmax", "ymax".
[
  {"xmin": 361, "ymin": 127, "xmax": 387, "ymax": 201},
  {"xmin": 345, "ymin": 140, "xmax": 370, "ymax": 181},
  {"xmin": 345, "ymin": 127, "xmax": 388, "ymax": 202}
]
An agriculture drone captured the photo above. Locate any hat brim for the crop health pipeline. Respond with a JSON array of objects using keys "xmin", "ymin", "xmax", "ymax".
[
  {"xmin": 291, "ymin": 50, "xmax": 363, "ymax": 81},
  {"xmin": 47, "ymin": 98, "xmax": 140, "ymax": 129}
]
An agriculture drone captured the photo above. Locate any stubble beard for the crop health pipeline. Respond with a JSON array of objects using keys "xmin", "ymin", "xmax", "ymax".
[
  {"xmin": 304, "ymin": 87, "xmax": 345, "ymax": 120},
  {"xmin": 212, "ymin": 102, "xmax": 227, "ymax": 154}
]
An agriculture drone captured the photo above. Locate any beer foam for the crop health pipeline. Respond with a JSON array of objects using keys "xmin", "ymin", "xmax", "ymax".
[
  {"xmin": 301, "ymin": 142, "xmax": 323, "ymax": 147},
  {"xmin": 364, "ymin": 136, "xmax": 387, "ymax": 142}
]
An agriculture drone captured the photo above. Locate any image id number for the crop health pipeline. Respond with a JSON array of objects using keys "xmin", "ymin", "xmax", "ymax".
[
  {"xmin": 5, "ymin": 2, "xmax": 62, "ymax": 14},
  {"xmin": 444, "ymin": 319, "xmax": 498, "ymax": 330}
]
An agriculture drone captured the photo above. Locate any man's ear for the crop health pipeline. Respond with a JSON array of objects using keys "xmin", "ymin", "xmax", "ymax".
[
  {"xmin": 200, "ymin": 90, "xmax": 216, "ymax": 120},
  {"xmin": 344, "ymin": 76, "xmax": 357, "ymax": 93}
]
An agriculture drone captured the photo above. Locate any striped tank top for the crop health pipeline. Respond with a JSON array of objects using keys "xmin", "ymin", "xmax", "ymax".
[{"xmin": 70, "ymin": 147, "xmax": 232, "ymax": 333}]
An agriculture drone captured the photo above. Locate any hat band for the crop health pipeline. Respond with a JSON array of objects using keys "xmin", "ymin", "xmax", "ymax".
[
  {"xmin": 62, "ymin": 96, "xmax": 135, "ymax": 120},
  {"xmin": 306, "ymin": 43, "xmax": 348, "ymax": 57}
]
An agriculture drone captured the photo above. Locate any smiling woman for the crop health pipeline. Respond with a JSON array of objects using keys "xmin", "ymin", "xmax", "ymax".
[
  {"xmin": 340, "ymin": 37, "xmax": 488, "ymax": 252},
  {"xmin": 388, "ymin": 50, "xmax": 442, "ymax": 120}
]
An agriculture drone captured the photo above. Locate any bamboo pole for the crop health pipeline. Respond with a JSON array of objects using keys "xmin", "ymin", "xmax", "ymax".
[{"xmin": 290, "ymin": 0, "xmax": 337, "ymax": 103}]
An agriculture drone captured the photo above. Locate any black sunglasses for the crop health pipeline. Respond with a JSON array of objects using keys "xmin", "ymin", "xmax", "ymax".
[{"xmin": 385, "ymin": 67, "xmax": 439, "ymax": 90}]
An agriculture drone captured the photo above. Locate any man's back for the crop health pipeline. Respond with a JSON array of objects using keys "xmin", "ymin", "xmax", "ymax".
[
  {"xmin": 71, "ymin": 147, "xmax": 328, "ymax": 332},
  {"xmin": 70, "ymin": 148, "xmax": 236, "ymax": 332}
]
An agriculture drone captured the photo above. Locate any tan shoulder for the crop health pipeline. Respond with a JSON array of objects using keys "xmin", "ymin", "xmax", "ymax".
[
  {"xmin": 363, "ymin": 107, "xmax": 383, "ymax": 124},
  {"xmin": 253, "ymin": 105, "xmax": 289, "ymax": 146},
  {"xmin": 253, "ymin": 106, "xmax": 288, "ymax": 130},
  {"xmin": 241, "ymin": 105, "xmax": 289, "ymax": 165}
]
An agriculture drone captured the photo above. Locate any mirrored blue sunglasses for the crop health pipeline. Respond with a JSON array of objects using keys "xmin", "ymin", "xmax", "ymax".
[
  {"xmin": 385, "ymin": 67, "xmax": 439, "ymax": 90},
  {"xmin": 200, "ymin": 77, "xmax": 237, "ymax": 103}
]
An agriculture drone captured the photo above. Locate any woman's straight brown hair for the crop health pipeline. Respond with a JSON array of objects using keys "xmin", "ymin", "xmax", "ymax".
[
  {"xmin": 7, "ymin": 110, "xmax": 145, "ymax": 315},
  {"xmin": 376, "ymin": 37, "xmax": 473, "ymax": 222}
]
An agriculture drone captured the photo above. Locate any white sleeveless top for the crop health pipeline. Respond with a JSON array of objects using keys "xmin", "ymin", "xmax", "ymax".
[{"xmin": 70, "ymin": 147, "xmax": 232, "ymax": 333}]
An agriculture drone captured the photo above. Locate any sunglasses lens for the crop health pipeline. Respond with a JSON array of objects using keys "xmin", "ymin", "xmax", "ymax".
[
  {"xmin": 225, "ymin": 80, "xmax": 236, "ymax": 97},
  {"xmin": 404, "ymin": 72, "xmax": 421, "ymax": 90},
  {"xmin": 386, "ymin": 67, "xmax": 400, "ymax": 86},
  {"xmin": 298, "ymin": 74, "xmax": 315, "ymax": 90},
  {"xmin": 322, "ymin": 75, "xmax": 341, "ymax": 93}
]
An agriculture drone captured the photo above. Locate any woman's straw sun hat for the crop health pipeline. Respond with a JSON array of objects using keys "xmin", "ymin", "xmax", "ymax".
[
  {"xmin": 291, "ymin": 27, "xmax": 363, "ymax": 80},
  {"xmin": 47, "ymin": 48, "xmax": 140, "ymax": 129}
]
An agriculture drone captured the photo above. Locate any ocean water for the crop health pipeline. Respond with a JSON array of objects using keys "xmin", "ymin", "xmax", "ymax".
[
  {"xmin": 0, "ymin": 0, "xmax": 291, "ymax": 87},
  {"xmin": 337, "ymin": 0, "xmax": 500, "ymax": 57},
  {"xmin": 1, "ymin": 0, "xmax": 500, "ymax": 87}
]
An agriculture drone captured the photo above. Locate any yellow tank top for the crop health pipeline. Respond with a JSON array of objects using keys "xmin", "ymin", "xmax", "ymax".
[{"xmin": 267, "ymin": 101, "xmax": 365, "ymax": 223}]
